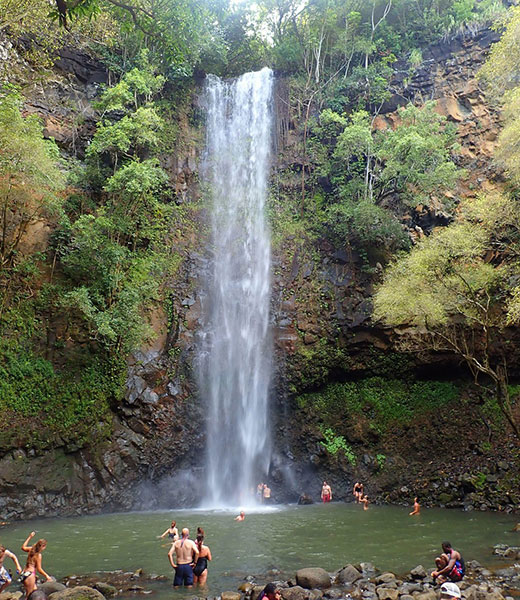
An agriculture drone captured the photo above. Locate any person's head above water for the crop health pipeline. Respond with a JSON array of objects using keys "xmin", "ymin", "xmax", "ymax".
[
  {"xmin": 171, "ymin": 521, "xmax": 176, "ymax": 528},
  {"xmin": 440, "ymin": 582, "xmax": 461, "ymax": 599}
]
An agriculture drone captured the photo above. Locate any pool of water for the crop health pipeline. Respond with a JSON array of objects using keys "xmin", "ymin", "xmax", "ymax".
[{"xmin": 0, "ymin": 504, "xmax": 517, "ymax": 599}]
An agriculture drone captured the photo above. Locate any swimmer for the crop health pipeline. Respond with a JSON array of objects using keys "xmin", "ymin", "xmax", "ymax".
[
  {"xmin": 353, "ymin": 482, "xmax": 363, "ymax": 503},
  {"xmin": 168, "ymin": 528, "xmax": 199, "ymax": 588},
  {"xmin": 234, "ymin": 511, "xmax": 245, "ymax": 521},
  {"xmin": 410, "ymin": 497, "xmax": 421, "ymax": 516},
  {"xmin": 159, "ymin": 521, "xmax": 179, "ymax": 541},
  {"xmin": 321, "ymin": 481, "xmax": 332, "ymax": 503},
  {"xmin": 21, "ymin": 532, "xmax": 53, "ymax": 598},
  {"xmin": 193, "ymin": 533, "xmax": 212, "ymax": 586},
  {"xmin": 361, "ymin": 494, "xmax": 369, "ymax": 510},
  {"xmin": 0, "ymin": 545, "xmax": 22, "ymax": 592}
]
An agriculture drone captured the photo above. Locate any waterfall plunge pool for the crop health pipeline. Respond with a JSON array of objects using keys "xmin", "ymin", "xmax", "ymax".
[{"xmin": 0, "ymin": 504, "xmax": 517, "ymax": 599}]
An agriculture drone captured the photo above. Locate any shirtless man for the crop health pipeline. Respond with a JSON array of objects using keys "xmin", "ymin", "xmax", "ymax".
[
  {"xmin": 234, "ymin": 511, "xmax": 245, "ymax": 521},
  {"xmin": 321, "ymin": 481, "xmax": 332, "ymax": 503},
  {"xmin": 263, "ymin": 484, "xmax": 271, "ymax": 503},
  {"xmin": 0, "ymin": 546, "xmax": 22, "ymax": 592},
  {"xmin": 410, "ymin": 497, "xmax": 421, "ymax": 516},
  {"xmin": 168, "ymin": 528, "xmax": 199, "ymax": 588},
  {"xmin": 431, "ymin": 542, "xmax": 465, "ymax": 584}
]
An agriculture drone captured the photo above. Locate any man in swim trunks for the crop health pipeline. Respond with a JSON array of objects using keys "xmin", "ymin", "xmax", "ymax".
[
  {"xmin": 168, "ymin": 528, "xmax": 199, "ymax": 588},
  {"xmin": 263, "ymin": 484, "xmax": 271, "ymax": 503},
  {"xmin": 0, "ymin": 546, "xmax": 22, "ymax": 592},
  {"xmin": 321, "ymin": 481, "xmax": 332, "ymax": 503},
  {"xmin": 431, "ymin": 542, "xmax": 465, "ymax": 584}
]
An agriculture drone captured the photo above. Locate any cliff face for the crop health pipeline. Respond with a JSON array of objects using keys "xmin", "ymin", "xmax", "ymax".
[{"xmin": 1, "ymin": 26, "xmax": 518, "ymax": 521}]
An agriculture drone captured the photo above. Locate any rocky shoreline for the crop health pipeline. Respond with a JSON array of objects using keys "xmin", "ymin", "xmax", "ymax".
[{"xmin": 2, "ymin": 548, "xmax": 520, "ymax": 600}]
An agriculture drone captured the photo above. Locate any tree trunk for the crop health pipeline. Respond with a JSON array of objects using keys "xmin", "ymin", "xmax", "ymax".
[{"xmin": 496, "ymin": 366, "xmax": 520, "ymax": 439}]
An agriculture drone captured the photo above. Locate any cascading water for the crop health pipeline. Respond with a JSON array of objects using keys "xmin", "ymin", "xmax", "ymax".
[{"xmin": 199, "ymin": 68, "xmax": 274, "ymax": 507}]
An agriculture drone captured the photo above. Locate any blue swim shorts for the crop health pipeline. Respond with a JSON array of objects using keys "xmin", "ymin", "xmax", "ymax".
[{"xmin": 173, "ymin": 563, "xmax": 193, "ymax": 587}]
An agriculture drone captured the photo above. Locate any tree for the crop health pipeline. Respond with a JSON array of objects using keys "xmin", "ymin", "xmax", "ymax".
[
  {"xmin": 373, "ymin": 192, "xmax": 520, "ymax": 437},
  {"xmin": 0, "ymin": 92, "xmax": 65, "ymax": 267}
]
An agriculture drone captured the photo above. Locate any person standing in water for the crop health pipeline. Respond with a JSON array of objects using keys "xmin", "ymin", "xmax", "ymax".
[
  {"xmin": 353, "ymin": 482, "xmax": 363, "ymax": 502},
  {"xmin": 168, "ymin": 528, "xmax": 199, "ymax": 588},
  {"xmin": 158, "ymin": 521, "xmax": 179, "ymax": 541},
  {"xmin": 361, "ymin": 494, "xmax": 369, "ymax": 510},
  {"xmin": 263, "ymin": 484, "xmax": 271, "ymax": 503},
  {"xmin": 0, "ymin": 546, "xmax": 22, "ymax": 592},
  {"xmin": 21, "ymin": 532, "xmax": 53, "ymax": 598},
  {"xmin": 410, "ymin": 497, "xmax": 421, "ymax": 516},
  {"xmin": 321, "ymin": 481, "xmax": 332, "ymax": 503},
  {"xmin": 193, "ymin": 533, "xmax": 212, "ymax": 586}
]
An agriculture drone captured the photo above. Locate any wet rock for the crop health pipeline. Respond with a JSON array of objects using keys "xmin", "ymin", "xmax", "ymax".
[
  {"xmin": 93, "ymin": 583, "xmax": 118, "ymax": 597},
  {"xmin": 336, "ymin": 565, "xmax": 362, "ymax": 585},
  {"xmin": 0, "ymin": 592, "xmax": 23, "ymax": 600},
  {"xmin": 296, "ymin": 569, "xmax": 331, "ymax": 589},
  {"xmin": 222, "ymin": 593, "xmax": 242, "ymax": 600},
  {"xmin": 281, "ymin": 586, "xmax": 309, "ymax": 600},
  {"xmin": 360, "ymin": 564, "xmax": 376, "ymax": 578},
  {"xmin": 49, "ymin": 586, "xmax": 106, "ymax": 600},
  {"xmin": 409, "ymin": 566, "xmax": 427, "ymax": 580},
  {"xmin": 308, "ymin": 590, "xmax": 323, "ymax": 600},
  {"xmin": 376, "ymin": 588, "xmax": 399, "ymax": 600},
  {"xmin": 238, "ymin": 583, "xmax": 254, "ymax": 594},
  {"xmin": 323, "ymin": 589, "xmax": 343, "ymax": 599},
  {"xmin": 40, "ymin": 582, "xmax": 66, "ymax": 595},
  {"xmin": 375, "ymin": 574, "xmax": 396, "ymax": 585}
]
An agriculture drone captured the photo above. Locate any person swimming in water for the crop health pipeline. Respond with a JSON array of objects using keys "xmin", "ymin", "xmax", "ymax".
[
  {"xmin": 21, "ymin": 532, "xmax": 53, "ymax": 598},
  {"xmin": 234, "ymin": 511, "xmax": 245, "ymax": 521},
  {"xmin": 159, "ymin": 521, "xmax": 179, "ymax": 541},
  {"xmin": 410, "ymin": 497, "xmax": 421, "ymax": 516},
  {"xmin": 193, "ymin": 533, "xmax": 212, "ymax": 586}
]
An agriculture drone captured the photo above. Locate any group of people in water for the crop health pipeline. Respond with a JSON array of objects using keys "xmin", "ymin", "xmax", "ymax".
[
  {"xmin": 0, "ymin": 532, "xmax": 53, "ymax": 599},
  {"xmin": 159, "ymin": 521, "xmax": 212, "ymax": 588}
]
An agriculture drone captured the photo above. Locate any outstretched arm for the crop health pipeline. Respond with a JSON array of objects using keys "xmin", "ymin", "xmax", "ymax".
[
  {"xmin": 158, "ymin": 529, "xmax": 169, "ymax": 539},
  {"xmin": 5, "ymin": 550, "xmax": 22, "ymax": 572},
  {"xmin": 35, "ymin": 554, "xmax": 52, "ymax": 581},
  {"xmin": 21, "ymin": 532, "xmax": 35, "ymax": 553}
]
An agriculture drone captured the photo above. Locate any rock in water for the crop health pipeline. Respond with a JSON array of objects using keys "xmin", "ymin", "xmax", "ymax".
[
  {"xmin": 221, "ymin": 592, "xmax": 241, "ymax": 600},
  {"xmin": 93, "ymin": 583, "xmax": 117, "ymax": 597},
  {"xmin": 49, "ymin": 586, "xmax": 106, "ymax": 600},
  {"xmin": 409, "ymin": 565, "xmax": 427, "ymax": 580},
  {"xmin": 40, "ymin": 582, "xmax": 66, "ymax": 595},
  {"xmin": 296, "ymin": 568, "xmax": 331, "ymax": 589}
]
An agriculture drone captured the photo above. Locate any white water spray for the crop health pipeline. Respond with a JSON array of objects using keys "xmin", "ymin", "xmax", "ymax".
[{"xmin": 199, "ymin": 68, "xmax": 274, "ymax": 507}]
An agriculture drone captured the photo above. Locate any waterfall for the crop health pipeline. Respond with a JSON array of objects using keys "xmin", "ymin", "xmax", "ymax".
[{"xmin": 199, "ymin": 68, "xmax": 274, "ymax": 507}]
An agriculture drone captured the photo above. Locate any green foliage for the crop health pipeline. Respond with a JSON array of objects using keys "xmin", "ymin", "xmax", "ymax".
[
  {"xmin": 320, "ymin": 427, "xmax": 357, "ymax": 465},
  {"xmin": 0, "ymin": 339, "xmax": 121, "ymax": 451},
  {"xmin": 376, "ymin": 453, "xmax": 386, "ymax": 470},
  {"xmin": 0, "ymin": 90, "xmax": 65, "ymax": 266},
  {"xmin": 299, "ymin": 377, "xmax": 460, "ymax": 433}
]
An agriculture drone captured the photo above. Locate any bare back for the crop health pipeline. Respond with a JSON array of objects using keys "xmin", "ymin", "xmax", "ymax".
[{"xmin": 174, "ymin": 539, "xmax": 198, "ymax": 564}]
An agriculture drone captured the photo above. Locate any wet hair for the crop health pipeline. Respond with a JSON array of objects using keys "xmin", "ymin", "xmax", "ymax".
[
  {"xmin": 263, "ymin": 583, "xmax": 278, "ymax": 598},
  {"xmin": 28, "ymin": 539, "xmax": 47, "ymax": 560},
  {"xmin": 197, "ymin": 527, "xmax": 204, "ymax": 537},
  {"xmin": 442, "ymin": 541, "xmax": 452, "ymax": 550},
  {"xmin": 196, "ymin": 534, "xmax": 204, "ymax": 553},
  {"xmin": 0, "ymin": 546, "xmax": 5, "ymax": 559}
]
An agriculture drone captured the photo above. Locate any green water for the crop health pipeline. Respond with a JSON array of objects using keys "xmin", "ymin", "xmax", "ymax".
[{"xmin": 0, "ymin": 504, "xmax": 517, "ymax": 598}]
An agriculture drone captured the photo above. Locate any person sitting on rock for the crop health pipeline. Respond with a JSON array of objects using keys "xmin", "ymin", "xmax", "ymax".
[
  {"xmin": 409, "ymin": 497, "xmax": 421, "ymax": 516},
  {"xmin": 440, "ymin": 581, "xmax": 461, "ymax": 600},
  {"xmin": 431, "ymin": 542, "xmax": 465, "ymax": 583},
  {"xmin": 257, "ymin": 583, "xmax": 281, "ymax": 600},
  {"xmin": 0, "ymin": 545, "xmax": 22, "ymax": 592}
]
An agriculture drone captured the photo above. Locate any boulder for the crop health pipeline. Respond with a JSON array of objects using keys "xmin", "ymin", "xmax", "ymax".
[
  {"xmin": 49, "ymin": 587, "xmax": 106, "ymax": 600},
  {"xmin": 360, "ymin": 563, "xmax": 377, "ymax": 578},
  {"xmin": 40, "ymin": 582, "xmax": 66, "ymax": 595},
  {"xmin": 281, "ymin": 586, "xmax": 310, "ymax": 600},
  {"xmin": 376, "ymin": 574, "xmax": 396, "ymax": 585},
  {"xmin": 308, "ymin": 590, "xmax": 324, "ymax": 600},
  {"xmin": 251, "ymin": 586, "xmax": 266, "ymax": 600},
  {"xmin": 336, "ymin": 565, "xmax": 362, "ymax": 585},
  {"xmin": 401, "ymin": 596, "xmax": 415, "ymax": 600},
  {"xmin": 376, "ymin": 588, "xmax": 399, "ymax": 600},
  {"xmin": 323, "ymin": 590, "xmax": 344, "ymax": 599},
  {"xmin": 414, "ymin": 591, "xmax": 437, "ymax": 600},
  {"xmin": 222, "ymin": 593, "xmax": 242, "ymax": 600},
  {"xmin": 238, "ymin": 583, "xmax": 255, "ymax": 594},
  {"xmin": 410, "ymin": 566, "xmax": 427, "ymax": 580},
  {"xmin": 296, "ymin": 569, "xmax": 331, "ymax": 589},
  {"xmin": 93, "ymin": 583, "xmax": 117, "ymax": 598},
  {"xmin": 0, "ymin": 592, "xmax": 23, "ymax": 600}
]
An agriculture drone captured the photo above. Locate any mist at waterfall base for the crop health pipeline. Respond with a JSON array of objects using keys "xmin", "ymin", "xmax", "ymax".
[{"xmin": 197, "ymin": 68, "xmax": 274, "ymax": 508}]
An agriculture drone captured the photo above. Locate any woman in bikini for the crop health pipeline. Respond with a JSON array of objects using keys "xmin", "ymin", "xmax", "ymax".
[
  {"xmin": 158, "ymin": 521, "xmax": 179, "ymax": 542},
  {"xmin": 21, "ymin": 532, "xmax": 52, "ymax": 597},
  {"xmin": 192, "ymin": 533, "xmax": 212, "ymax": 587}
]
